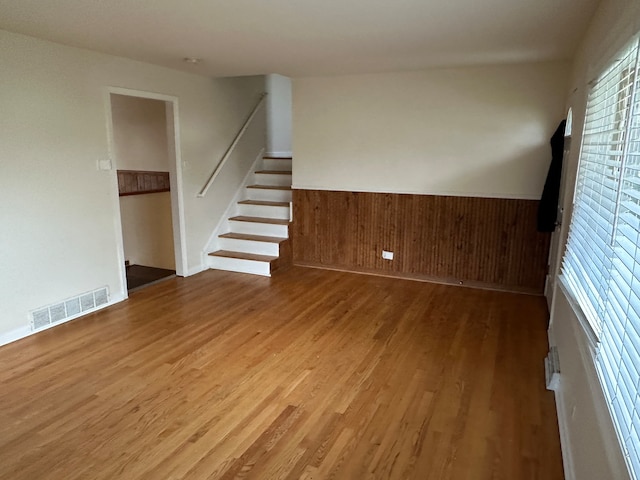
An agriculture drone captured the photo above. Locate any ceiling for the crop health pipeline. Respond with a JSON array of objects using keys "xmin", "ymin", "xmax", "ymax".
[{"xmin": 0, "ymin": 0, "xmax": 599, "ymax": 78}]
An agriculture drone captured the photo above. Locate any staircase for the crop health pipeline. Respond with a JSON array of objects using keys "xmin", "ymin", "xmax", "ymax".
[{"xmin": 207, "ymin": 156, "xmax": 292, "ymax": 276}]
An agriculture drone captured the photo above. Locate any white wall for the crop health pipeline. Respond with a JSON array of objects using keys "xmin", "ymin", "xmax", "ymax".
[
  {"xmin": 293, "ymin": 62, "xmax": 569, "ymax": 198},
  {"xmin": 119, "ymin": 194, "xmax": 175, "ymax": 270},
  {"xmin": 0, "ymin": 29, "xmax": 265, "ymax": 343},
  {"xmin": 548, "ymin": 0, "xmax": 640, "ymax": 479},
  {"xmin": 265, "ymin": 74, "xmax": 292, "ymax": 157},
  {"xmin": 110, "ymin": 94, "xmax": 175, "ymax": 270},
  {"xmin": 550, "ymin": 289, "xmax": 629, "ymax": 480},
  {"xmin": 110, "ymin": 94, "xmax": 170, "ymax": 171}
]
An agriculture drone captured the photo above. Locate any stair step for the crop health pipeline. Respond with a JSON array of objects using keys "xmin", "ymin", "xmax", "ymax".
[
  {"xmin": 237, "ymin": 200, "xmax": 290, "ymax": 220},
  {"xmin": 254, "ymin": 171, "xmax": 292, "ymax": 186},
  {"xmin": 219, "ymin": 233, "xmax": 287, "ymax": 243},
  {"xmin": 209, "ymin": 250, "xmax": 278, "ymax": 262},
  {"xmin": 246, "ymin": 184, "xmax": 292, "ymax": 201},
  {"xmin": 218, "ymin": 232, "xmax": 282, "ymax": 256},
  {"xmin": 229, "ymin": 216, "xmax": 289, "ymax": 236},
  {"xmin": 229, "ymin": 216, "xmax": 289, "ymax": 225},
  {"xmin": 263, "ymin": 157, "xmax": 293, "ymax": 172},
  {"xmin": 207, "ymin": 250, "xmax": 273, "ymax": 276},
  {"xmin": 255, "ymin": 170, "xmax": 292, "ymax": 175},
  {"xmin": 207, "ymin": 155, "xmax": 293, "ymax": 278},
  {"xmin": 247, "ymin": 185, "xmax": 292, "ymax": 190},
  {"xmin": 238, "ymin": 200, "xmax": 290, "ymax": 207}
]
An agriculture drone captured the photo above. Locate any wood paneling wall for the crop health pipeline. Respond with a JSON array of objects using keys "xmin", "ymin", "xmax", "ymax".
[
  {"xmin": 292, "ymin": 189, "xmax": 551, "ymax": 293},
  {"xmin": 117, "ymin": 170, "xmax": 170, "ymax": 196}
]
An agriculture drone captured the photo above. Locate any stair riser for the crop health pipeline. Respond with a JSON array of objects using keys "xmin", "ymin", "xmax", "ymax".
[
  {"xmin": 218, "ymin": 238, "xmax": 280, "ymax": 256},
  {"xmin": 229, "ymin": 220, "xmax": 289, "ymax": 237},
  {"xmin": 208, "ymin": 256, "xmax": 271, "ymax": 276},
  {"xmin": 238, "ymin": 204, "xmax": 290, "ymax": 219},
  {"xmin": 247, "ymin": 189, "xmax": 292, "ymax": 202},
  {"xmin": 263, "ymin": 159, "xmax": 292, "ymax": 171},
  {"xmin": 254, "ymin": 173, "xmax": 292, "ymax": 186}
]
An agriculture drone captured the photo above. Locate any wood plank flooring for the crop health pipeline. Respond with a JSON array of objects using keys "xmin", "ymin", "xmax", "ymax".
[
  {"xmin": 126, "ymin": 264, "xmax": 176, "ymax": 292},
  {"xmin": 0, "ymin": 267, "xmax": 563, "ymax": 479}
]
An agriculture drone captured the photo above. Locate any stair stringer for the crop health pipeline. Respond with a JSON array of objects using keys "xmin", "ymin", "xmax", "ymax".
[{"xmin": 201, "ymin": 148, "xmax": 265, "ymax": 266}]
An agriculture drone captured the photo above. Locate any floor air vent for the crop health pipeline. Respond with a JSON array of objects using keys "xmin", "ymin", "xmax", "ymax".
[{"xmin": 30, "ymin": 286, "xmax": 110, "ymax": 332}]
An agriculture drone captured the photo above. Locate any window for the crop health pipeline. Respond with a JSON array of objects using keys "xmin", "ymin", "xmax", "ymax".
[{"xmin": 561, "ymin": 36, "xmax": 640, "ymax": 478}]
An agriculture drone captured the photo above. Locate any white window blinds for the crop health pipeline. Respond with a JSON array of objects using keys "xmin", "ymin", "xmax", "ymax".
[{"xmin": 561, "ymin": 36, "xmax": 640, "ymax": 478}]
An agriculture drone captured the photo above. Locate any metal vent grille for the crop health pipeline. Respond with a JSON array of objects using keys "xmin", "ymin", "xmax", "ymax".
[
  {"xmin": 65, "ymin": 298, "xmax": 81, "ymax": 317},
  {"xmin": 50, "ymin": 303, "xmax": 66, "ymax": 322},
  {"xmin": 30, "ymin": 286, "xmax": 110, "ymax": 332},
  {"xmin": 32, "ymin": 309, "xmax": 51, "ymax": 330},
  {"xmin": 94, "ymin": 288, "xmax": 108, "ymax": 307},
  {"xmin": 80, "ymin": 293, "xmax": 95, "ymax": 312}
]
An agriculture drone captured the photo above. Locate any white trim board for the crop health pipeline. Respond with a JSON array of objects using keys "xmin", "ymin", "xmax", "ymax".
[
  {"xmin": 265, "ymin": 151, "xmax": 292, "ymax": 158},
  {"xmin": 104, "ymin": 86, "xmax": 188, "ymax": 280},
  {"xmin": 291, "ymin": 184, "xmax": 541, "ymax": 200},
  {"xmin": 187, "ymin": 264, "xmax": 207, "ymax": 277},
  {"xmin": 553, "ymin": 381, "xmax": 576, "ymax": 480},
  {"xmin": 0, "ymin": 326, "xmax": 32, "ymax": 349}
]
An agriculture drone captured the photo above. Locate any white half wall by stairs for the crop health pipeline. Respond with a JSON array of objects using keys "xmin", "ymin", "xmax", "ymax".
[{"xmin": 206, "ymin": 156, "xmax": 293, "ymax": 276}]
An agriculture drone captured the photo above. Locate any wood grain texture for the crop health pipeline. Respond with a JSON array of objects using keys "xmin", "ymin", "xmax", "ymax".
[
  {"xmin": 292, "ymin": 189, "xmax": 551, "ymax": 293},
  {"xmin": 0, "ymin": 267, "xmax": 563, "ymax": 480},
  {"xmin": 117, "ymin": 170, "xmax": 170, "ymax": 196},
  {"xmin": 272, "ymin": 237, "xmax": 293, "ymax": 273}
]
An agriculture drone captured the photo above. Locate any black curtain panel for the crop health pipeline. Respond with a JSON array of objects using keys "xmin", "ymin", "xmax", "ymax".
[{"xmin": 537, "ymin": 120, "xmax": 567, "ymax": 232}]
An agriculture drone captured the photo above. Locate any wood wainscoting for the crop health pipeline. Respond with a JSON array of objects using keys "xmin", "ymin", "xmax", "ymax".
[
  {"xmin": 292, "ymin": 189, "xmax": 551, "ymax": 294},
  {"xmin": 117, "ymin": 170, "xmax": 171, "ymax": 196}
]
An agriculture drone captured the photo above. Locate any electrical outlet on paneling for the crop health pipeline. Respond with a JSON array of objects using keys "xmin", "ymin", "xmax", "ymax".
[{"xmin": 382, "ymin": 250, "xmax": 394, "ymax": 260}]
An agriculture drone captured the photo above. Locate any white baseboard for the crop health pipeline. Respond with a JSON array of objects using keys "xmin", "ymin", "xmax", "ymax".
[
  {"xmin": 265, "ymin": 151, "xmax": 292, "ymax": 158},
  {"xmin": 0, "ymin": 293, "xmax": 126, "ymax": 349},
  {"xmin": 553, "ymin": 382, "xmax": 576, "ymax": 480},
  {"xmin": 186, "ymin": 264, "xmax": 206, "ymax": 277},
  {"xmin": 0, "ymin": 325, "xmax": 32, "ymax": 348}
]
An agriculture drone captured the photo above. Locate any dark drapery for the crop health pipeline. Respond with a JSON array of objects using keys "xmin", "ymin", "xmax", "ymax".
[{"xmin": 537, "ymin": 120, "xmax": 567, "ymax": 232}]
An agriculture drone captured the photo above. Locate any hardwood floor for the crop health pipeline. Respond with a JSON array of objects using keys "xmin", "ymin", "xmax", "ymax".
[
  {"xmin": 0, "ymin": 267, "xmax": 563, "ymax": 479},
  {"xmin": 126, "ymin": 264, "xmax": 176, "ymax": 291}
]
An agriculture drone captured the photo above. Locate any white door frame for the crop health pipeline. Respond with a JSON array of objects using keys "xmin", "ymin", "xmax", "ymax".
[
  {"xmin": 104, "ymin": 87, "xmax": 188, "ymax": 298},
  {"xmin": 545, "ymin": 138, "xmax": 572, "ymax": 307}
]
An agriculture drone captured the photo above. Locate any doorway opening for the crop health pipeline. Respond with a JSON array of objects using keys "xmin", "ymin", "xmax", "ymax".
[{"xmin": 107, "ymin": 89, "xmax": 186, "ymax": 294}]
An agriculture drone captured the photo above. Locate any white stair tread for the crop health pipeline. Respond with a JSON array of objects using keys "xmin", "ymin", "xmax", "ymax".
[
  {"xmin": 247, "ymin": 184, "xmax": 292, "ymax": 190},
  {"xmin": 219, "ymin": 233, "xmax": 287, "ymax": 243},
  {"xmin": 238, "ymin": 200, "xmax": 290, "ymax": 207},
  {"xmin": 209, "ymin": 250, "xmax": 278, "ymax": 262},
  {"xmin": 255, "ymin": 170, "xmax": 293, "ymax": 175},
  {"xmin": 229, "ymin": 216, "xmax": 290, "ymax": 225}
]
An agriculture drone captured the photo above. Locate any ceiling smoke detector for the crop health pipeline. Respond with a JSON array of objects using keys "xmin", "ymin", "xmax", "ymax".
[{"xmin": 183, "ymin": 57, "xmax": 203, "ymax": 65}]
